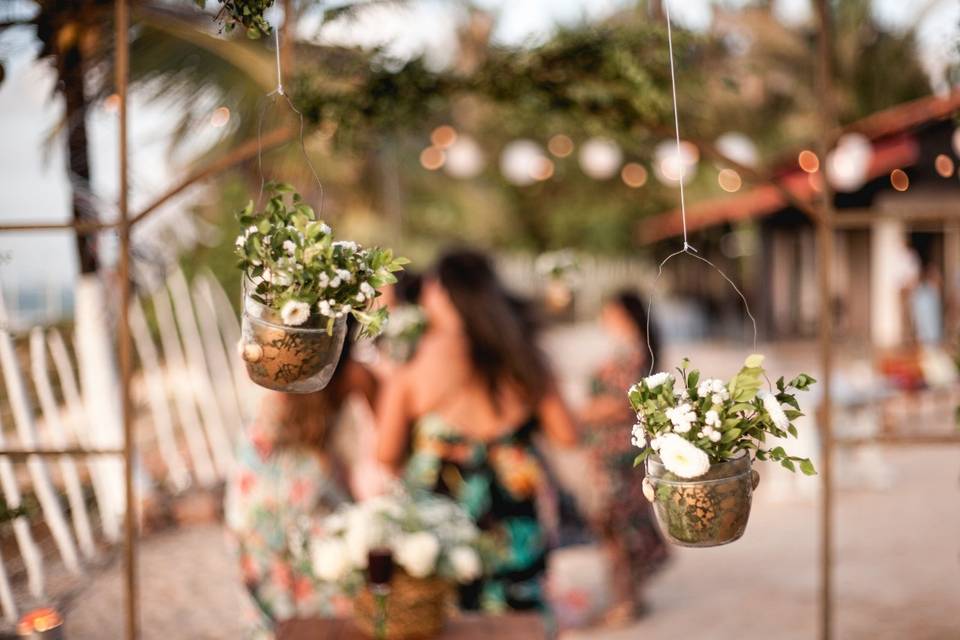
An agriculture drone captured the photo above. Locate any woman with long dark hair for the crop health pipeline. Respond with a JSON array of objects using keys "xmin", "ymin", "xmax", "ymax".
[
  {"xmin": 580, "ymin": 291, "xmax": 668, "ymax": 625},
  {"xmin": 226, "ymin": 323, "xmax": 376, "ymax": 638},
  {"xmin": 377, "ymin": 248, "xmax": 578, "ymax": 613}
]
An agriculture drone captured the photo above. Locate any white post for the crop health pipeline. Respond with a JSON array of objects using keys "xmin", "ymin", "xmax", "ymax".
[
  {"xmin": 0, "ymin": 292, "xmax": 80, "ymax": 573},
  {"xmin": 152, "ymin": 289, "xmax": 218, "ymax": 486},
  {"xmin": 29, "ymin": 329, "xmax": 96, "ymax": 560},
  {"xmin": 167, "ymin": 270, "xmax": 234, "ymax": 476},
  {"xmin": 198, "ymin": 270, "xmax": 255, "ymax": 422},
  {"xmin": 73, "ymin": 275, "xmax": 124, "ymax": 540},
  {"xmin": 0, "ymin": 545, "xmax": 17, "ymax": 623},
  {"xmin": 47, "ymin": 329, "xmax": 115, "ymax": 540},
  {"xmin": 871, "ymin": 217, "xmax": 908, "ymax": 348},
  {"xmin": 192, "ymin": 277, "xmax": 245, "ymax": 446},
  {"xmin": 128, "ymin": 300, "xmax": 192, "ymax": 492}
]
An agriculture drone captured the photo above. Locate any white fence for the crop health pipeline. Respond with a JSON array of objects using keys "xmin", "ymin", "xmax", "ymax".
[{"xmin": 0, "ymin": 269, "xmax": 254, "ymax": 621}]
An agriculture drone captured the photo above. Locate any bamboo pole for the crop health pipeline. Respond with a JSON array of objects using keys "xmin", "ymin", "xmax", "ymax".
[
  {"xmin": 114, "ymin": 0, "xmax": 139, "ymax": 637},
  {"xmin": 814, "ymin": 1, "xmax": 836, "ymax": 639}
]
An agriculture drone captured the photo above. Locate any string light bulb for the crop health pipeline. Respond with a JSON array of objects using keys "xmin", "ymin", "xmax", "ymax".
[
  {"xmin": 420, "ymin": 146, "xmax": 445, "ymax": 171},
  {"xmin": 430, "ymin": 125, "xmax": 457, "ymax": 149},
  {"xmin": 798, "ymin": 150, "xmax": 819, "ymax": 173},
  {"xmin": 718, "ymin": 169, "xmax": 742, "ymax": 192},
  {"xmin": 621, "ymin": 163, "xmax": 648, "ymax": 188},
  {"xmin": 890, "ymin": 169, "xmax": 909, "ymax": 192},
  {"xmin": 934, "ymin": 154, "xmax": 955, "ymax": 178},
  {"xmin": 548, "ymin": 134, "xmax": 574, "ymax": 158}
]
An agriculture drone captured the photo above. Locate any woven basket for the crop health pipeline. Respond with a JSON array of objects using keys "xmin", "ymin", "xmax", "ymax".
[{"xmin": 354, "ymin": 572, "xmax": 454, "ymax": 640}]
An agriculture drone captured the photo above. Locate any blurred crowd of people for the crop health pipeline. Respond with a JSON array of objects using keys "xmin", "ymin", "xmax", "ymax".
[{"xmin": 225, "ymin": 248, "xmax": 670, "ymax": 638}]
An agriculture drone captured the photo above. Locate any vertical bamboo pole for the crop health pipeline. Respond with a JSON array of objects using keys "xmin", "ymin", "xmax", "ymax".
[
  {"xmin": 814, "ymin": 1, "xmax": 836, "ymax": 639},
  {"xmin": 114, "ymin": 0, "xmax": 139, "ymax": 638}
]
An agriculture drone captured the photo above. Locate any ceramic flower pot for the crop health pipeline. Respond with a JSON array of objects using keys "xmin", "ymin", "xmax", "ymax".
[
  {"xmin": 239, "ymin": 292, "xmax": 347, "ymax": 393},
  {"xmin": 353, "ymin": 571, "xmax": 453, "ymax": 640},
  {"xmin": 644, "ymin": 453, "xmax": 759, "ymax": 547}
]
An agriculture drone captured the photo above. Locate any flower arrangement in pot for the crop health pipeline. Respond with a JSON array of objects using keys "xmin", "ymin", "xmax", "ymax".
[
  {"xmin": 629, "ymin": 354, "xmax": 816, "ymax": 547},
  {"xmin": 235, "ymin": 182, "xmax": 407, "ymax": 392},
  {"xmin": 308, "ymin": 491, "xmax": 489, "ymax": 640}
]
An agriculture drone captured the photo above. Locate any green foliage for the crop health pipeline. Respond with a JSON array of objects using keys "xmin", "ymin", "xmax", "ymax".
[
  {"xmin": 628, "ymin": 354, "xmax": 817, "ymax": 475},
  {"xmin": 198, "ymin": 0, "xmax": 275, "ymax": 38},
  {"xmin": 235, "ymin": 182, "xmax": 407, "ymax": 337}
]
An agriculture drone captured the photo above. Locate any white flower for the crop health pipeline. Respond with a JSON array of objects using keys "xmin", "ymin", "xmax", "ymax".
[
  {"xmin": 449, "ymin": 546, "xmax": 482, "ymax": 584},
  {"xmin": 644, "ymin": 372, "xmax": 672, "ymax": 390},
  {"xmin": 283, "ymin": 240, "xmax": 297, "ymax": 255},
  {"xmin": 657, "ymin": 433, "xmax": 711, "ymax": 479},
  {"xmin": 319, "ymin": 222, "xmax": 332, "ymax": 235},
  {"xmin": 394, "ymin": 532, "xmax": 440, "ymax": 579},
  {"xmin": 280, "ymin": 300, "xmax": 311, "ymax": 326},
  {"xmin": 235, "ymin": 234, "xmax": 246, "ymax": 249},
  {"xmin": 665, "ymin": 402, "xmax": 696, "ymax": 433},
  {"xmin": 760, "ymin": 390, "xmax": 790, "ymax": 430},
  {"xmin": 355, "ymin": 293, "xmax": 365, "ymax": 303},
  {"xmin": 333, "ymin": 240, "xmax": 358, "ymax": 252},
  {"xmin": 649, "ymin": 436, "xmax": 662, "ymax": 451},
  {"xmin": 360, "ymin": 282, "xmax": 375, "ymax": 296},
  {"xmin": 246, "ymin": 225, "xmax": 257, "ymax": 235},
  {"xmin": 330, "ymin": 276, "xmax": 341, "ymax": 288},
  {"xmin": 311, "ymin": 538, "xmax": 351, "ymax": 582},
  {"xmin": 709, "ymin": 430, "xmax": 722, "ymax": 443},
  {"xmin": 704, "ymin": 410, "xmax": 721, "ymax": 428},
  {"xmin": 336, "ymin": 269, "xmax": 353, "ymax": 283},
  {"xmin": 698, "ymin": 378, "xmax": 728, "ymax": 399},
  {"xmin": 318, "ymin": 272, "xmax": 330, "ymax": 289},
  {"xmin": 630, "ymin": 423, "xmax": 646, "ymax": 449}
]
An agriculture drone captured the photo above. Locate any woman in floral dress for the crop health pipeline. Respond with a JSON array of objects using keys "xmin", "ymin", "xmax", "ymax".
[
  {"xmin": 580, "ymin": 291, "xmax": 669, "ymax": 624},
  {"xmin": 377, "ymin": 249, "xmax": 579, "ymax": 613},
  {"xmin": 226, "ymin": 328, "xmax": 376, "ymax": 639}
]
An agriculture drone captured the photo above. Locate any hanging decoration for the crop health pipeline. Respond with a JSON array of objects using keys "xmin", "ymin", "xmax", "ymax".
[
  {"xmin": 630, "ymin": 356, "xmax": 816, "ymax": 547},
  {"xmin": 234, "ymin": 16, "xmax": 407, "ymax": 393},
  {"xmin": 631, "ymin": 1, "xmax": 817, "ymax": 548},
  {"xmin": 199, "ymin": 0, "xmax": 275, "ymax": 38}
]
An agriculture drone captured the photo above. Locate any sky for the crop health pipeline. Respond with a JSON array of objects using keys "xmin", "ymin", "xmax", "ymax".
[{"xmin": 0, "ymin": 0, "xmax": 957, "ymax": 299}]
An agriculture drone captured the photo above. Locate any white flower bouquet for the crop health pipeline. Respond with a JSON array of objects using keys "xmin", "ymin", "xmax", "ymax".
[
  {"xmin": 628, "ymin": 354, "xmax": 816, "ymax": 546},
  {"xmin": 308, "ymin": 492, "xmax": 486, "ymax": 587},
  {"xmin": 235, "ymin": 182, "xmax": 408, "ymax": 338}
]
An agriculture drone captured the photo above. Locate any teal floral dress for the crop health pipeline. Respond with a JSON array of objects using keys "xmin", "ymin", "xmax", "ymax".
[
  {"xmin": 225, "ymin": 425, "xmax": 352, "ymax": 639},
  {"xmin": 405, "ymin": 414, "xmax": 548, "ymax": 613}
]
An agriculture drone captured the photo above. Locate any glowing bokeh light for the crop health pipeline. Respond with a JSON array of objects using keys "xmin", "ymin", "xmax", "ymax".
[
  {"xmin": 578, "ymin": 137, "xmax": 623, "ymax": 180},
  {"xmin": 103, "ymin": 93, "xmax": 120, "ymax": 113},
  {"xmin": 718, "ymin": 168, "xmax": 742, "ymax": 192},
  {"xmin": 500, "ymin": 140, "xmax": 545, "ymax": 186},
  {"xmin": 621, "ymin": 163, "xmax": 648, "ymax": 188},
  {"xmin": 826, "ymin": 133, "xmax": 871, "ymax": 192},
  {"xmin": 716, "ymin": 132, "xmax": 758, "ymax": 168},
  {"xmin": 420, "ymin": 146, "xmax": 445, "ymax": 171},
  {"xmin": 548, "ymin": 134, "xmax": 574, "ymax": 158},
  {"xmin": 210, "ymin": 106, "xmax": 231, "ymax": 128},
  {"xmin": 444, "ymin": 135, "xmax": 485, "ymax": 178},
  {"xmin": 798, "ymin": 150, "xmax": 819, "ymax": 173},
  {"xmin": 430, "ymin": 125, "xmax": 457, "ymax": 149},
  {"xmin": 890, "ymin": 169, "xmax": 909, "ymax": 192},
  {"xmin": 654, "ymin": 140, "xmax": 698, "ymax": 185},
  {"xmin": 934, "ymin": 154, "xmax": 955, "ymax": 178},
  {"xmin": 530, "ymin": 157, "xmax": 555, "ymax": 181}
]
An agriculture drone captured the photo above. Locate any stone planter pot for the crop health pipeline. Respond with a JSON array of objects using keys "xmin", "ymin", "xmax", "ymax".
[
  {"xmin": 353, "ymin": 572, "xmax": 453, "ymax": 640},
  {"xmin": 239, "ymin": 290, "xmax": 347, "ymax": 393},
  {"xmin": 644, "ymin": 452, "xmax": 759, "ymax": 547}
]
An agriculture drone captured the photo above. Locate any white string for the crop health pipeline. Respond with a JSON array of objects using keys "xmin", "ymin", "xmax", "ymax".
[
  {"xmin": 273, "ymin": 25, "xmax": 284, "ymax": 96},
  {"xmin": 664, "ymin": 3, "xmax": 690, "ymax": 252},
  {"xmin": 645, "ymin": 1, "xmax": 759, "ymax": 374}
]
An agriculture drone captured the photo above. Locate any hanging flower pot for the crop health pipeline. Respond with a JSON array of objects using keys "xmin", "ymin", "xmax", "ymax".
[
  {"xmin": 234, "ymin": 182, "xmax": 407, "ymax": 393},
  {"xmin": 629, "ymin": 354, "xmax": 817, "ymax": 548},
  {"xmin": 644, "ymin": 452, "xmax": 758, "ymax": 547},
  {"xmin": 239, "ymin": 290, "xmax": 348, "ymax": 393}
]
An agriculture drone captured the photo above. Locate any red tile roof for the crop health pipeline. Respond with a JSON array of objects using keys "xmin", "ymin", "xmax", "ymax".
[{"xmin": 638, "ymin": 92, "xmax": 960, "ymax": 243}]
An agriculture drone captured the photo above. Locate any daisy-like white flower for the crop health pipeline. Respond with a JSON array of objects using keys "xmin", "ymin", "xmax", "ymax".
[
  {"xmin": 280, "ymin": 300, "xmax": 311, "ymax": 326},
  {"xmin": 318, "ymin": 272, "xmax": 330, "ymax": 289},
  {"xmin": 657, "ymin": 433, "xmax": 711, "ymax": 479},
  {"xmin": 709, "ymin": 430, "xmax": 722, "ymax": 443},
  {"xmin": 330, "ymin": 276, "xmax": 342, "ymax": 288},
  {"xmin": 336, "ymin": 269, "xmax": 353, "ymax": 283},
  {"xmin": 649, "ymin": 436, "xmax": 663, "ymax": 451},
  {"xmin": 665, "ymin": 403, "xmax": 697, "ymax": 433},
  {"xmin": 704, "ymin": 409, "xmax": 721, "ymax": 428},
  {"xmin": 644, "ymin": 372, "xmax": 672, "ymax": 390},
  {"xmin": 698, "ymin": 378, "xmax": 727, "ymax": 398},
  {"xmin": 630, "ymin": 423, "xmax": 646, "ymax": 449},
  {"xmin": 760, "ymin": 390, "xmax": 790, "ymax": 430},
  {"xmin": 282, "ymin": 240, "xmax": 297, "ymax": 255}
]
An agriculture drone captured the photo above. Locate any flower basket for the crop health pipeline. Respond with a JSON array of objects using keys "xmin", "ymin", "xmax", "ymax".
[
  {"xmin": 644, "ymin": 453, "xmax": 758, "ymax": 547},
  {"xmin": 239, "ymin": 292, "xmax": 347, "ymax": 393},
  {"xmin": 353, "ymin": 571, "xmax": 454, "ymax": 640}
]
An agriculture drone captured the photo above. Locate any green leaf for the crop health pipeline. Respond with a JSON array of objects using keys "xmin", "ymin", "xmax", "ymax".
[
  {"xmin": 780, "ymin": 459, "xmax": 796, "ymax": 472},
  {"xmin": 799, "ymin": 459, "xmax": 816, "ymax": 475},
  {"xmin": 721, "ymin": 428, "xmax": 741, "ymax": 443},
  {"xmin": 633, "ymin": 449, "xmax": 651, "ymax": 467}
]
